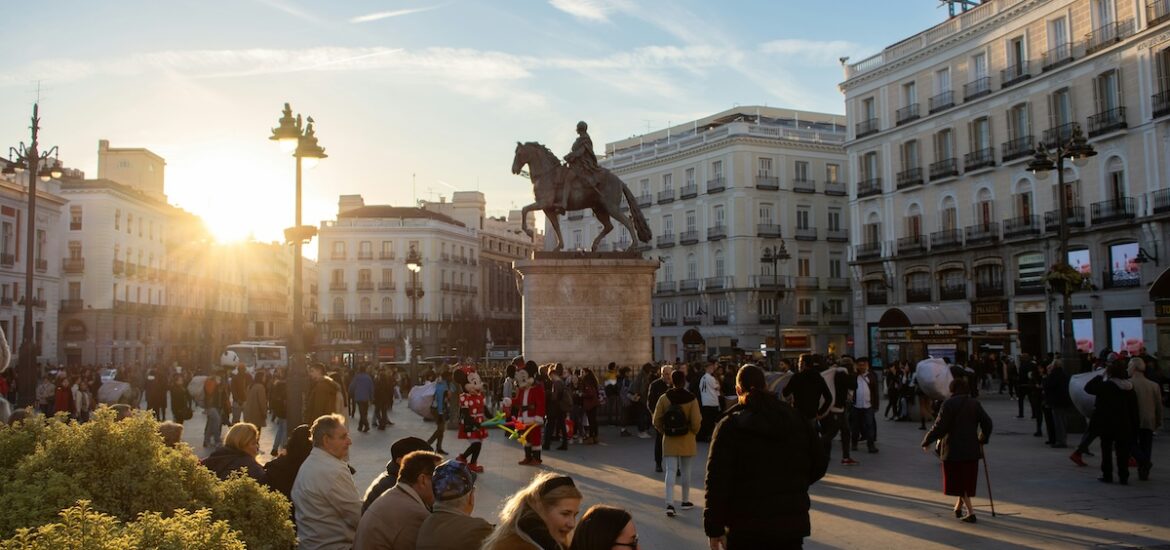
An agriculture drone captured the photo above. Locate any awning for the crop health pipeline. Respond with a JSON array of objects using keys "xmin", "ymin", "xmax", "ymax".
[
  {"xmin": 878, "ymin": 304, "xmax": 969, "ymax": 328},
  {"xmin": 1149, "ymin": 266, "xmax": 1170, "ymax": 300}
]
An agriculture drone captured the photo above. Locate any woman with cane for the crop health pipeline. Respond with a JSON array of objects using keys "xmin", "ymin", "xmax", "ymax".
[{"xmin": 922, "ymin": 377, "xmax": 993, "ymax": 523}]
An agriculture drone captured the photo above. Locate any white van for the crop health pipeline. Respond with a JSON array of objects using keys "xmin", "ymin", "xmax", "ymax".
[{"xmin": 221, "ymin": 342, "xmax": 289, "ymax": 373}]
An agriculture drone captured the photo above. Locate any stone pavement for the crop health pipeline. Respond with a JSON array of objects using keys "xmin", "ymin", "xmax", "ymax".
[{"xmin": 183, "ymin": 394, "xmax": 1170, "ymax": 549}]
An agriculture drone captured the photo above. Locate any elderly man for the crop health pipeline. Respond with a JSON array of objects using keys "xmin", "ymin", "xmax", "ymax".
[
  {"xmin": 648, "ymin": 364, "xmax": 675, "ymax": 473},
  {"xmin": 416, "ymin": 460, "xmax": 493, "ymax": 550},
  {"xmin": 1130, "ymin": 357, "xmax": 1163, "ymax": 481},
  {"xmin": 356, "ymin": 450, "xmax": 443, "ymax": 550},
  {"xmin": 362, "ymin": 436, "xmax": 434, "ymax": 513},
  {"xmin": 292, "ymin": 414, "xmax": 361, "ymax": 550}
]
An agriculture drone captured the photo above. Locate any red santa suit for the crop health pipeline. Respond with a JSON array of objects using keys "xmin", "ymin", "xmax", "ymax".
[{"xmin": 516, "ymin": 382, "xmax": 546, "ymax": 448}]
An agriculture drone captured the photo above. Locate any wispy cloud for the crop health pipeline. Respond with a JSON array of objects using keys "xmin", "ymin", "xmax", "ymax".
[
  {"xmin": 547, "ymin": 0, "xmax": 626, "ymax": 22},
  {"xmin": 758, "ymin": 39, "xmax": 861, "ymax": 65},
  {"xmin": 350, "ymin": 5, "xmax": 442, "ymax": 24},
  {"xmin": 252, "ymin": 0, "xmax": 318, "ymax": 23}
]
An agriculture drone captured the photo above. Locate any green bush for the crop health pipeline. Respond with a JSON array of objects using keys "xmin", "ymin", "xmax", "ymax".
[
  {"xmin": 0, "ymin": 500, "xmax": 244, "ymax": 550},
  {"xmin": 0, "ymin": 407, "xmax": 294, "ymax": 549}
]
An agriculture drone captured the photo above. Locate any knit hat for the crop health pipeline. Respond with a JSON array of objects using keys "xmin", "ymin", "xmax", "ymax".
[
  {"xmin": 391, "ymin": 437, "xmax": 432, "ymax": 461},
  {"xmin": 432, "ymin": 460, "xmax": 476, "ymax": 501}
]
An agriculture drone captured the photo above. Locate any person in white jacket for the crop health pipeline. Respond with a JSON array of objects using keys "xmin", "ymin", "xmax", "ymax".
[{"xmin": 697, "ymin": 361, "xmax": 721, "ymax": 442}]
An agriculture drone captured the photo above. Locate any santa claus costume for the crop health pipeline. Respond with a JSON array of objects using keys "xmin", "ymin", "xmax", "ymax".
[
  {"xmin": 513, "ymin": 364, "xmax": 546, "ymax": 466},
  {"xmin": 454, "ymin": 366, "xmax": 487, "ymax": 473}
]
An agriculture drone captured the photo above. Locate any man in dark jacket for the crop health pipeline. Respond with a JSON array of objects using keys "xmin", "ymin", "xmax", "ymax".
[
  {"xmin": 648, "ymin": 364, "xmax": 674, "ymax": 473},
  {"xmin": 1085, "ymin": 363, "xmax": 1140, "ymax": 484},
  {"xmin": 306, "ymin": 363, "xmax": 341, "ymax": 424},
  {"xmin": 374, "ymin": 367, "xmax": 396, "ymax": 430},
  {"xmin": 781, "ymin": 356, "xmax": 832, "ymax": 423},
  {"xmin": 705, "ymin": 364, "xmax": 828, "ymax": 550},
  {"xmin": 1043, "ymin": 359, "xmax": 1073, "ymax": 448},
  {"xmin": 361, "ymin": 436, "xmax": 433, "ymax": 514},
  {"xmin": 230, "ymin": 364, "xmax": 252, "ymax": 424}
]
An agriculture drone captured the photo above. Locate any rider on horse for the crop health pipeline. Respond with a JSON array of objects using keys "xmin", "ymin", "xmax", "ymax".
[{"xmin": 561, "ymin": 120, "xmax": 602, "ymax": 215}]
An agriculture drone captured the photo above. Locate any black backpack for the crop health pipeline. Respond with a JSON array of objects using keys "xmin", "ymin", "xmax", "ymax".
[{"xmin": 662, "ymin": 402, "xmax": 690, "ymax": 436}]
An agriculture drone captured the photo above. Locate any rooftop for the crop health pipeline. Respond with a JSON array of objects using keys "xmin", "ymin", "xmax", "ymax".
[{"xmin": 336, "ymin": 205, "xmax": 466, "ymax": 228}]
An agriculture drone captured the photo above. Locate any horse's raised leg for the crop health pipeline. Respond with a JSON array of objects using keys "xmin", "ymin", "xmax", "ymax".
[
  {"xmin": 546, "ymin": 208, "xmax": 565, "ymax": 251},
  {"xmin": 591, "ymin": 209, "xmax": 613, "ymax": 251},
  {"xmin": 609, "ymin": 210, "xmax": 640, "ymax": 251},
  {"xmin": 520, "ymin": 202, "xmax": 538, "ymax": 239}
]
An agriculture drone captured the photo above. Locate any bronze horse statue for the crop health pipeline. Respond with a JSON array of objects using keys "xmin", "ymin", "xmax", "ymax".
[{"xmin": 512, "ymin": 141, "xmax": 652, "ymax": 251}]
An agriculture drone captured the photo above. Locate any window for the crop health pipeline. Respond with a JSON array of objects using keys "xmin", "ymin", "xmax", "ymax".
[
  {"xmin": 827, "ymin": 209, "xmax": 842, "ymax": 231},
  {"xmin": 332, "ymin": 241, "xmax": 346, "ymax": 259},
  {"xmin": 903, "ymin": 81, "xmax": 917, "ymax": 106},
  {"xmin": 331, "ymin": 268, "xmax": 344, "ymax": 284},
  {"xmin": 971, "ymin": 52, "xmax": 988, "ymax": 80},
  {"xmin": 1053, "ymin": 178, "xmax": 1082, "ymax": 207},
  {"xmin": 70, "ymin": 206, "xmax": 82, "ymax": 230},
  {"xmin": 1093, "ymin": 70, "xmax": 1122, "ymax": 113},
  {"xmin": 662, "ymin": 173, "xmax": 673, "ymax": 192},
  {"xmin": 381, "ymin": 240, "xmax": 394, "ymax": 258},
  {"xmin": 358, "ymin": 269, "xmax": 372, "ymax": 284},
  {"xmin": 35, "ymin": 230, "xmax": 45, "ymax": 262},
  {"xmin": 907, "ymin": 213, "xmax": 922, "ymax": 237},
  {"xmin": 796, "ymin": 208, "xmax": 810, "ymax": 230},
  {"xmin": 711, "ymin": 160, "xmax": 723, "ymax": 179},
  {"xmin": 758, "ymin": 204, "xmax": 774, "ymax": 225},
  {"xmin": 714, "ymin": 249, "xmax": 725, "ymax": 278},
  {"xmin": 975, "ymin": 264, "xmax": 1003, "ymax": 291},
  {"xmin": 115, "ymin": 209, "xmax": 121, "ymax": 230},
  {"xmin": 1106, "ymin": 157, "xmax": 1126, "ymax": 201},
  {"xmin": 1156, "ymin": 47, "xmax": 1170, "ymax": 93},
  {"xmin": 901, "ymin": 140, "xmax": 920, "ymax": 171},
  {"xmin": 1015, "ymin": 185, "xmax": 1034, "ymax": 218},
  {"xmin": 381, "ymin": 268, "xmax": 393, "ymax": 284},
  {"xmin": 798, "ymin": 298, "xmax": 814, "ymax": 315},
  {"xmin": 861, "ymin": 152, "xmax": 879, "ymax": 180},
  {"xmin": 1048, "ymin": 17, "xmax": 1069, "ymax": 52},
  {"xmin": 797, "ymin": 256, "xmax": 811, "ymax": 277},
  {"xmin": 659, "ymin": 302, "xmax": 677, "ymax": 321},
  {"xmin": 794, "ymin": 161, "xmax": 809, "ymax": 182},
  {"xmin": 1049, "ymin": 87, "xmax": 1074, "ymax": 129},
  {"xmin": 829, "ymin": 257, "xmax": 843, "ymax": 278},
  {"xmin": 970, "ymin": 117, "xmax": 992, "ymax": 151},
  {"xmin": 758, "ymin": 297, "xmax": 777, "ymax": 317},
  {"xmin": 935, "ymin": 67, "xmax": 951, "ymax": 92},
  {"xmin": 126, "ymin": 213, "xmax": 132, "ymax": 234},
  {"xmin": 1007, "ymin": 103, "xmax": 1030, "ymax": 140},
  {"xmin": 759, "ymin": 158, "xmax": 772, "ymax": 177},
  {"xmin": 640, "ymin": 178, "xmax": 650, "ymax": 196},
  {"xmin": 360, "ymin": 297, "xmax": 372, "ymax": 315},
  {"xmin": 712, "ymin": 205, "xmax": 725, "ymax": 227},
  {"xmin": 1008, "ymin": 36, "xmax": 1026, "ymax": 71},
  {"xmin": 359, "ymin": 241, "xmax": 372, "ymax": 259},
  {"xmin": 863, "ymin": 221, "xmax": 881, "ymax": 244},
  {"xmin": 572, "ymin": 229, "xmax": 582, "ymax": 249},
  {"xmin": 662, "ymin": 256, "xmax": 674, "ymax": 282},
  {"xmin": 934, "ymin": 128, "xmax": 954, "ymax": 160},
  {"xmin": 662, "ymin": 214, "xmax": 674, "ymax": 235},
  {"xmin": 332, "ymin": 297, "xmax": 345, "ymax": 316},
  {"xmin": 686, "ymin": 254, "xmax": 697, "ymax": 280},
  {"xmin": 941, "ymin": 198, "xmax": 958, "ymax": 231},
  {"xmin": 68, "ymin": 241, "xmax": 81, "ymax": 260},
  {"xmin": 827, "ymin": 299, "xmax": 845, "ymax": 315},
  {"xmin": 826, "ymin": 164, "xmax": 840, "ymax": 183},
  {"xmin": 1093, "ymin": 0, "xmax": 1115, "ymax": 27},
  {"xmin": 685, "ymin": 210, "xmax": 696, "ymax": 232},
  {"xmin": 861, "ymin": 97, "xmax": 876, "ymax": 120},
  {"xmin": 68, "ymin": 281, "xmax": 81, "ymax": 300},
  {"xmin": 685, "ymin": 168, "xmax": 695, "ymax": 187}
]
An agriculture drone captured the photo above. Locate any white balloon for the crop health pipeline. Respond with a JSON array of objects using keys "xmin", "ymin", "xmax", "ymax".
[
  {"xmin": 915, "ymin": 357, "xmax": 953, "ymax": 401},
  {"xmin": 408, "ymin": 381, "xmax": 436, "ymax": 420},
  {"xmin": 1069, "ymin": 369, "xmax": 1102, "ymax": 418}
]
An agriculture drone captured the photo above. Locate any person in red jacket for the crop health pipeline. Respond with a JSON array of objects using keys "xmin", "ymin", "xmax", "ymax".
[{"xmin": 509, "ymin": 363, "xmax": 546, "ymax": 466}]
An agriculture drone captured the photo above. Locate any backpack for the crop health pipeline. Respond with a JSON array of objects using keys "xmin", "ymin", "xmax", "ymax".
[{"xmin": 662, "ymin": 402, "xmax": 690, "ymax": 436}]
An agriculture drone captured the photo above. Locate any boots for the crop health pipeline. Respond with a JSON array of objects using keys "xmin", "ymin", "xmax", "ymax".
[
  {"xmin": 531, "ymin": 450, "xmax": 543, "ymax": 465},
  {"xmin": 1069, "ymin": 450, "xmax": 1087, "ymax": 467},
  {"xmin": 519, "ymin": 447, "xmax": 533, "ymax": 465}
]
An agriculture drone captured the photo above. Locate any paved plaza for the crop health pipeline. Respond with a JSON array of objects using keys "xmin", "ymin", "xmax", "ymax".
[{"xmin": 184, "ymin": 394, "xmax": 1170, "ymax": 549}]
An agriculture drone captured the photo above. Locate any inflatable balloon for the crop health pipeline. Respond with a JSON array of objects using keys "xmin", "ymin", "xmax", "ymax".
[
  {"xmin": 766, "ymin": 371, "xmax": 794, "ymax": 398},
  {"xmin": 1069, "ymin": 369, "xmax": 1102, "ymax": 419},
  {"xmin": 915, "ymin": 357, "xmax": 953, "ymax": 401},
  {"xmin": 187, "ymin": 375, "xmax": 208, "ymax": 406},
  {"xmin": 97, "ymin": 381, "xmax": 132, "ymax": 404},
  {"xmin": 408, "ymin": 381, "xmax": 436, "ymax": 420}
]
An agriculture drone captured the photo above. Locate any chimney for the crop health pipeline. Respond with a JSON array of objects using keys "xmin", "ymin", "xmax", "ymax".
[{"xmin": 338, "ymin": 194, "xmax": 365, "ymax": 214}]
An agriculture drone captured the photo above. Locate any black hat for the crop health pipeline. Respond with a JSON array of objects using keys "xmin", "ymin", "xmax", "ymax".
[{"xmin": 391, "ymin": 436, "xmax": 432, "ymax": 461}]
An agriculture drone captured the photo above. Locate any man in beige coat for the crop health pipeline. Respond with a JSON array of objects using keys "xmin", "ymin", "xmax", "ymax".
[
  {"xmin": 1129, "ymin": 358, "xmax": 1163, "ymax": 481},
  {"xmin": 292, "ymin": 414, "xmax": 361, "ymax": 550},
  {"xmin": 356, "ymin": 450, "xmax": 442, "ymax": 550},
  {"xmin": 653, "ymin": 370, "xmax": 703, "ymax": 518}
]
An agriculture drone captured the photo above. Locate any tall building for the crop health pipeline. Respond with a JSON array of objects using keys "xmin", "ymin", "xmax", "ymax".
[
  {"xmin": 556, "ymin": 107, "xmax": 852, "ymax": 362},
  {"xmin": 240, "ymin": 241, "xmax": 292, "ymax": 341},
  {"xmin": 840, "ymin": 0, "xmax": 1168, "ymax": 363}
]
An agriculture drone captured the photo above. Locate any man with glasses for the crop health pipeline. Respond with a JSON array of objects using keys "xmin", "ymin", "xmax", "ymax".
[{"xmin": 292, "ymin": 414, "xmax": 361, "ymax": 550}]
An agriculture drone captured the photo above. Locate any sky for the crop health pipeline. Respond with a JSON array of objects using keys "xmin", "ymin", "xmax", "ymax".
[{"xmin": 0, "ymin": 0, "xmax": 948, "ymax": 246}]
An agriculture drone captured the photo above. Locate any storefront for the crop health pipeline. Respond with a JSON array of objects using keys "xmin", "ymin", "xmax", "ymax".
[
  {"xmin": 876, "ymin": 305, "xmax": 969, "ymax": 365},
  {"xmin": 1147, "ymin": 266, "xmax": 1170, "ymax": 361}
]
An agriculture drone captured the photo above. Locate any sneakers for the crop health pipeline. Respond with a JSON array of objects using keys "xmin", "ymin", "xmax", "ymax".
[
  {"xmin": 665, "ymin": 505, "xmax": 676, "ymax": 517},
  {"xmin": 841, "ymin": 458, "xmax": 860, "ymax": 466},
  {"xmin": 1069, "ymin": 451, "xmax": 1087, "ymax": 467},
  {"xmin": 680, "ymin": 501, "xmax": 694, "ymax": 510},
  {"xmin": 468, "ymin": 462, "xmax": 484, "ymax": 473},
  {"xmin": 637, "ymin": 431, "xmax": 652, "ymax": 439}
]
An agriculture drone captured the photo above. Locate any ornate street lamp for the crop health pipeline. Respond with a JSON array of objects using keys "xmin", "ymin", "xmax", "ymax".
[
  {"xmin": 405, "ymin": 246, "xmax": 424, "ymax": 380},
  {"xmin": 3, "ymin": 103, "xmax": 62, "ymax": 408},
  {"xmin": 1027, "ymin": 124, "xmax": 1096, "ymax": 369},
  {"xmin": 271, "ymin": 102, "xmax": 326, "ymax": 428},
  {"xmin": 760, "ymin": 240, "xmax": 790, "ymax": 369}
]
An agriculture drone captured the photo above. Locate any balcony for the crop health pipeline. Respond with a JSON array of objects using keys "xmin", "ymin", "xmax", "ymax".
[
  {"xmin": 679, "ymin": 230, "xmax": 699, "ymax": 245},
  {"xmin": 356, "ymin": 281, "xmax": 374, "ymax": 291},
  {"xmin": 1044, "ymin": 206, "xmax": 1086, "ymax": 229},
  {"xmin": 857, "ymin": 178, "xmax": 883, "ymax": 198},
  {"xmin": 1151, "ymin": 0, "xmax": 1170, "ymax": 26},
  {"xmin": 679, "ymin": 278, "xmax": 701, "ymax": 292},
  {"xmin": 965, "ymin": 222, "xmax": 999, "ymax": 245},
  {"xmin": 758, "ymin": 314, "xmax": 778, "ymax": 325},
  {"xmin": 940, "ymin": 284, "xmax": 967, "ymax": 301},
  {"xmin": 856, "ymin": 117, "xmax": 879, "ymax": 138},
  {"xmin": 441, "ymin": 252, "xmax": 451, "ymax": 263},
  {"xmin": 63, "ymin": 257, "xmax": 85, "ymax": 273},
  {"xmin": 826, "ymin": 228, "xmax": 849, "ymax": 242},
  {"xmin": 1091, "ymin": 197, "xmax": 1136, "ymax": 224},
  {"xmin": 757, "ymin": 224, "xmax": 782, "ymax": 238},
  {"xmin": 855, "ymin": 241, "xmax": 882, "ymax": 261},
  {"xmin": 929, "ymin": 90, "xmax": 955, "ymax": 113},
  {"xmin": 930, "ymin": 228, "xmax": 963, "ymax": 251},
  {"xmin": 1014, "ymin": 280, "xmax": 1046, "ymax": 295},
  {"xmin": 329, "ymin": 282, "xmax": 348, "ymax": 291},
  {"xmin": 963, "ymin": 76, "xmax": 992, "ymax": 102},
  {"xmin": 358, "ymin": 252, "xmax": 373, "ymax": 260},
  {"xmin": 964, "ymin": 148, "xmax": 995, "ymax": 172},
  {"xmin": 1084, "ymin": 19, "xmax": 1135, "ymax": 55},
  {"xmin": 752, "ymin": 274, "xmax": 789, "ymax": 289},
  {"xmin": 792, "ymin": 179, "xmax": 816, "ymax": 193},
  {"xmin": 794, "ymin": 227, "xmax": 817, "ymax": 241},
  {"xmin": 1154, "ymin": 90, "xmax": 1170, "ymax": 119},
  {"xmin": 656, "ymin": 281, "xmax": 676, "ymax": 294},
  {"xmin": 380, "ymin": 251, "xmax": 396, "ymax": 260},
  {"xmin": 1001, "ymin": 135, "xmax": 1035, "ymax": 162},
  {"xmin": 1003, "ymin": 215, "xmax": 1041, "ymax": 239},
  {"xmin": 378, "ymin": 281, "xmax": 396, "ymax": 291},
  {"xmin": 1087, "ymin": 106, "xmax": 1127, "ymax": 137},
  {"xmin": 896, "ymin": 167, "xmax": 923, "ymax": 190},
  {"xmin": 1153, "ymin": 188, "xmax": 1170, "ymax": 214},
  {"xmin": 823, "ymin": 181, "xmax": 847, "ymax": 196},
  {"xmin": 713, "ymin": 314, "xmax": 729, "ymax": 325},
  {"xmin": 826, "ymin": 277, "xmax": 850, "ymax": 291},
  {"xmin": 897, "ymin": 234, "xmax": 926, "ymax": 255},
  {"xmin": 331, "ymin": 252, "xmax": 347, "ymax": 260},
  {"xmin": 706, "ymin": 177, "xmax": 726, "ymax": 194},
  {"xmin": 755, "ymin": 176, "xmax": 779, "ymax": 191},
  {"xmin": 795, "ymin": 276, "xmax": 819, "ymax": 290},
  {"xmin": 707, "ymin": 225, "xmax": 727, "ymax": 241},
  {"xmin": 704, "ymin": 276, "xmax": 730, "ymax": 291},
  {"xmin": 61, "ymin": 299, "xmax": 84, "ymax": 313},
  {"xmin": 866, "ymin": 289, "xmax": 888, "ymax": 306},
  {"xmin": 657, "ymin": 233, "xmax": 676, "ymax": 248},
  {"xmin": 659, "ymin": 317, "xmax": 678, "ymax": 327},
  {"xmin": 796, "ymin": 312, "xmax": 819, "ymax": 325},
  {"xmin": 929, "ymin": 158, "xmax": 959, "ymax": 181},
  {"xmin": 34, "ymin": 258, "xmax": 47, "ymax": 272},
  {"xmin": 126, "ymin": 263, "xmax": 138, "ymax": 277},
  {"xmin": 1042, "ymin": 42, "xmax": 1075, "ymax": 71},
  {"xmin": 1043, "ymin": 122, "xmax": 1077, "ymax": 145},
  {"xmin": 683, "ymin": 315, "xmax": 703, "ymax": 326},
  {"xmin": 906, "ymin": 287, "xmax": 932, "ymax": 303},
  {"xmin": 680, "ymin": 183, "xmax": 699, "ymax": 199},
  {"xmin": 567, "ymin": 211, "xmax": 583, "ymax": 221},
  {"xmin": 636, "ymin": 193, "xmax": 652, "ymax": 208},
  {"xmin": 0, "ymin": 297, "xmax": 11, "ymax": 306},
  {"xmin": 1001, "ymin": 61, "xmax": 1032, "ymax": 88},
  {"xmin": 895, "ymin": 103, "xmax": 920, "ymax": 126},
  {"xmin": 656, "ymin": 189, "xmax": 675, "ymax": 204},
  {"xmin": 112, "ymin": 259, "xmax": 124, "ymax": 274},
  {"xmin": 976, "ymin": 282, "xmax": 1004, "ymax": 299}
]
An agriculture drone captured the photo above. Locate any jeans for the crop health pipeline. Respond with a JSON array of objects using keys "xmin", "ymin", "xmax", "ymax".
[
  {"xmin": 655, "ymin": 432, "xmax": 664, "ymax": 466},
  {"xmin": 585, "ymin": 407, "xmax": 598, "ymax": 438},
  {"xmin": 356, "ymin": 401, "xmax": 370, "ymax": 431},
  {"xmin": 1051, "ymin": 406, "xmax": 1070, "ymax": 446},
  {"xmin": 270, "ymin": 417, "xmax": 287, "ymax": 453},
  {"xmin": 664, "ymin": 455, "xmax": 692, "ymax": 505},
  {"xmin": 698, "ymin": 405, "xmax": 720, "ymax": 441},
  {"xmin": 850, "ymin": 406, "xmax": 877, "ymax": 448},
  {"xmin": 543, "ymin": 410, "xmax": 566, "ymax": 449},
  {"xmin": 428, "ymin": 411, "xmax": 447, "ymax": 450},
  {"xmin": 820, "ymin": 411, "xmax": 851, "ymax": 459},
  {"xmin": 204, "ymin": 408, "xmax": 222, "ymax": 447},
  {"xmin": 375, "ymin": 400, "xmax": 390, "ymax": 428},
  {"xmin": 1134, "ymin": 428, "xmax": 1153, "ymax": 472},
  {"xmin": 231, "ymin": 402, "xmax": 244, "ymax": 424}
]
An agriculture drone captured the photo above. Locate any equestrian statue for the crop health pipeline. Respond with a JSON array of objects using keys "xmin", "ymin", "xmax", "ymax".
[{"xmin": 512, "ymin": 121, "xmax": 652, "ymax": 252}]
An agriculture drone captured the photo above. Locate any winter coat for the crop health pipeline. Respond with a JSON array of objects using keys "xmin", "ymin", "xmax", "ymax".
[
  {"xmin": 1085, "ymin": 375, "xmax": 1140, "ymax": 443},
  {"xmin": 647, "ymin": 378, "xmax": 669, "ymax": 415},
  {"xmin": 244, "ymin": 383, "xmax": 268, "ymax": 428},
  {"xmin": 1131, "ymin": 372, "xmax": 1164, "ymax": 431},
  {"xmin": 146, "ymin": 376, "xmax": 168, "ymax": 409},
  {"xmin": 579, "ymin": 376, "xmax": 600, "ymax": 411},
  {"xmin": 231, "ymin": 371, "xmax": 252, "ymax": 404},
  {"xmin": 361, "ymin": 460, "xmax": 402, "ymax": 514},
  {"xmin": 1042, "ymin": 366, "xmax": 1072, "ymax": 408},
  {"xmin": 921, "ymin": 395, "xmax": 992, "ymax": 462},
  {"xmin": 349, "ymin": 372, "xmax": 375, "ymax": 402},
  {"xmin": 264, "ymin": 425, "xmax": 313, "ymax": 499},
  {"xmin": 781, "ymin": 369, "xmax": 832, "ymax": 420},
  {"xmin": 703, "ymin": 393, "xmax": 827, "ymax": 540},
  {"xmin": 653, "ymin": 388, "xmax": 701, "ymax": 457},
  {"xmin": 170, "ymin": 381, "xmax": 192, "ymax": 422},
  {"xmin": 202, "ymin": 445, "xmax": 267, "ymax": 483},
  {"xmin": 306, "ymin": 376, "xmax": 342, "ymax": 423},
  {"xmin": 853, "ymin": 371, "xmax": 880, "ymax": 411},
  {"xmin": 269, "ymin": 379, "xmax": 287, "ymax": 419}
]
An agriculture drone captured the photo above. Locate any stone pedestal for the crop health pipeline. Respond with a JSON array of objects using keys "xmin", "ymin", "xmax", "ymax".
[{"xmin": 514, "ymin": 253, "xmax": 658, "ymax": 367}]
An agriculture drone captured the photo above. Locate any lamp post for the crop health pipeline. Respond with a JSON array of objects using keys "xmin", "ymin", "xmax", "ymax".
[
  {"xmin": 1027, "ymin": 124, "xmax": 1096, "ymax": 369},
  {"xmin": 405, "ymin": 246, "xmax": 424, "ymax": 381},
  {"xmin": 271, "ymin": 102, "xmax": 326, "ymax": 429},
  {"xmin": 3, "ymin": 103, "xmax": 62, "ymax": 408},
  {"xmin": 760, "ymin": 240, "xmax": 790, "ymax": 369}
]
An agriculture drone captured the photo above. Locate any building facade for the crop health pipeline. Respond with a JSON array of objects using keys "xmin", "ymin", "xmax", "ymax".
[
  {"xmin": 840, "ymin": 0, "xmax": 1170, "ymax": 364},
  {"xmin": 555, "ymin": 107, "xmax": 853, "ymax": 362}
]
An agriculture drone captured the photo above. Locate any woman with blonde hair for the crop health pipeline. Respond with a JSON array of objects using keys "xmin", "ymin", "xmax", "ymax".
[
  {"xmin": 201, "ymin": 421, "xmax": 267, "ymax": 483},
  {"xmin": 481, "ymin": 472, "xmax": 583, "ymax": 550}
]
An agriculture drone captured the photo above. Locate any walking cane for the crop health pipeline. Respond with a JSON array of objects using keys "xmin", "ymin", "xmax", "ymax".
[{"xmin": 980, "ymin": 442, "xmax": 996, "ymax": 517}]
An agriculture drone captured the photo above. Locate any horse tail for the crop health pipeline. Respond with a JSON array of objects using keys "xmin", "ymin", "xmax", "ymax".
[{"xmin": 620, "ymin": 180, "xmax": 653, "ymax": 243}]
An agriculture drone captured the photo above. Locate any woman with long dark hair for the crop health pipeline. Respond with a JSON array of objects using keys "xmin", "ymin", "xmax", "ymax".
[
  {"xmin": 570, "ymin": 505, "xmax": 639, "ymax": 550},
  {"xmin": 921, "ymin": 378, "xmax": 993, "ymax": 523}
]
